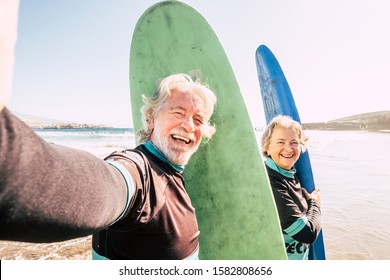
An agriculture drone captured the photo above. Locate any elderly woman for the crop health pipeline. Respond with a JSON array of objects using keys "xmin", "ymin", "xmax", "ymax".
[{"xmin": 261, "ymin": 115, "xmax": 321, "ymax": 260}]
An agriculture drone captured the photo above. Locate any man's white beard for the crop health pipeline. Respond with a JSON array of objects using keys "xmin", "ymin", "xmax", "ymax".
[{"xmin": 152, "ymin": 130, "xmax": 199, "ymax": 166}]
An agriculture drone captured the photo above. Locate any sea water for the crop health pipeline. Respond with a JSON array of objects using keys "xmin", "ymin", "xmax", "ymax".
[
  {"xmin": 0, "ymin": 129, "xmax": 389, "ymax": 260},
  {"xmin": 33, "ymin": 128, "xmax": 136, "ymax": 157},
  {"xmin": 306, "ymin": 130, "xmax": 390, "ymax": 260}
]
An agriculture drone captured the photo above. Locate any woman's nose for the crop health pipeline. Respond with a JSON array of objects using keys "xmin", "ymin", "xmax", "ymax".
[{"xmin": 284, "ymin": 143, "xmax": 294, "ymax": 151}]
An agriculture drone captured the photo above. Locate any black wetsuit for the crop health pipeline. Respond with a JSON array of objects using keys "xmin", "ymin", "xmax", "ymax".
[
  {"xmin": 265, "ymin": 159, "xmax": 321, "ymax": 260},
  {"xmin": 0, "ymin": 108, "xmax": 199, "ymax": 259}
]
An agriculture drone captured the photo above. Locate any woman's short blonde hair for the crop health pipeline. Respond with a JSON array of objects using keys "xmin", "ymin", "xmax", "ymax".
[
  {"xmin": 138, "ymin": 73, "xmax": 217, "ymax": 143},
  {"xmin": 261, "ymin": 115, "xmax": 308, "ymax": 156}
]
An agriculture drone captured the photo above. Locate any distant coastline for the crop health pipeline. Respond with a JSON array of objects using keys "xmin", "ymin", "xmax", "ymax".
[
  {"xmin": 254, "ymin": 110, "xmax": 390, "ymax": 132},
  {"xmin": 13, "ymin": 111, "xmax": 115, "ymax": 129},
  {"xmin": 26, "ymin": 120, "xmax": 113, "ymax": 129},
  {"xmin": 303, "ymin": 111, "xmax": 390, "ymax": 131},
  {"xmin": 14, "ymin": 110, "xmax": 390, "ymax": 131}
]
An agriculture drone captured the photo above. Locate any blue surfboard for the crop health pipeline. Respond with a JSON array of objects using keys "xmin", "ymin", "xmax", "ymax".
[{"xmin": 255, "ymin": 45, "xmax": 326, "ymax": 260}]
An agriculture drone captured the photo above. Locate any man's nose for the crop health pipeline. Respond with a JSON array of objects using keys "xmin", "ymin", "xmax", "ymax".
[{"xmin": 181, "ymin": 117, "xmax": 195, "ymax": 132}]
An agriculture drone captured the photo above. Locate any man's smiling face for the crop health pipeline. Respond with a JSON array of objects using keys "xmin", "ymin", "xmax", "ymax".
[{"xmin": 150, "ymin": 89, "xmax": 206, "ymax": 165}]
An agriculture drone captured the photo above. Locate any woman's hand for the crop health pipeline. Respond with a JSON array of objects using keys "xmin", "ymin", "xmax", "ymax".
[{"xmin": 302, "ymin": 188, "xmax": 321, "ymax": 204}]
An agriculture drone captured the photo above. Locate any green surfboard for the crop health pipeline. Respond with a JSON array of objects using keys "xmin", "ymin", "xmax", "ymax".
[{"xmin": 130, "ymin": 0, "xmax": 286, "ymax": 260}]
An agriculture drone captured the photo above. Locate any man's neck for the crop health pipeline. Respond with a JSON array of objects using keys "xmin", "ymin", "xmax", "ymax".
[{"xmin": 144, "ymin": 141, "xmax": 185, "ymax": 173}]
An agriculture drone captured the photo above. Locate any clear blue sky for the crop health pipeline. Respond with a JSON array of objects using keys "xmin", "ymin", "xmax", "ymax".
[{"xmin": 8, "ymin": 0, "xmax": 390, "ymax": 127}]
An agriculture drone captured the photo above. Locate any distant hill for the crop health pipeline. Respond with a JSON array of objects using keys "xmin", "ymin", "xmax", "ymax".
[
  {"xmin": 12, "ymin": 111, "xmax": 112, "ymax": 129},
  {"xmin": 303, "ymin": 111, "xmax": 390, "ymax": 131}
]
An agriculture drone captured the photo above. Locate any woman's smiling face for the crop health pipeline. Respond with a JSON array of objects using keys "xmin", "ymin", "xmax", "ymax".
[{"xmin": 265, "ymin": 126, "xmax": 301, "ymax": 170}]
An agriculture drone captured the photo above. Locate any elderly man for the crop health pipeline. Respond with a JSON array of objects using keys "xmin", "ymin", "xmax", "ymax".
[{"xmin": 0, "ymin": 0, "xmax": 217, "ymax": 260}]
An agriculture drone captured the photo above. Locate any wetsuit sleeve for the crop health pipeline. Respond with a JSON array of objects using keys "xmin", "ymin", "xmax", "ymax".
[
  {"xmin": 291, "ymin": 199, "xmax": 321, "ymax": 244},
  {"xmin": 0, "ymin": 108, "xmax": 129, "ymax": 242},
  {"xmin": 270, "ymin": 178, "xmax": 321, "ymax": 244}
]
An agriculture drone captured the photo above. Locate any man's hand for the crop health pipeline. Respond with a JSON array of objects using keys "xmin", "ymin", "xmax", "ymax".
[{"xmin": 0, "ymin": 0, "xmax": 19, "ymax": 112}]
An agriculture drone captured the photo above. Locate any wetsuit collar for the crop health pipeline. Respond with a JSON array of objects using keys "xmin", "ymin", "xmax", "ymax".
[
  {"xmin": 144, "ymin": 141, "xmax": 185, "ymax": 173},
  {"xmin": 265, "ymin": 157, "xmax": 296, "ymax": 179}
]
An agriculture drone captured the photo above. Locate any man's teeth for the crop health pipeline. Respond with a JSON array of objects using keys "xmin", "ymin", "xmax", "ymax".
[{"xmin": 172, "ymin": 135, "xmax": 191, "ymax": 144}]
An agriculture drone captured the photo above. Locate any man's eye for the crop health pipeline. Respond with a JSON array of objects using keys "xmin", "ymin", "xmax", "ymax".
[
  {"xmin": 195, "ymin": 118, "xmax": 204, "ymax": 125},
  {"xmin": 173, "ymin": 111, "xmax": 184, "ymax": 116}
]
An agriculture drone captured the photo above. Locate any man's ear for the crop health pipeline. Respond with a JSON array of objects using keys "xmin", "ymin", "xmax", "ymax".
[{"xmin": 149, "ymin": 116, "xmax": 155, "ymax": 130}]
